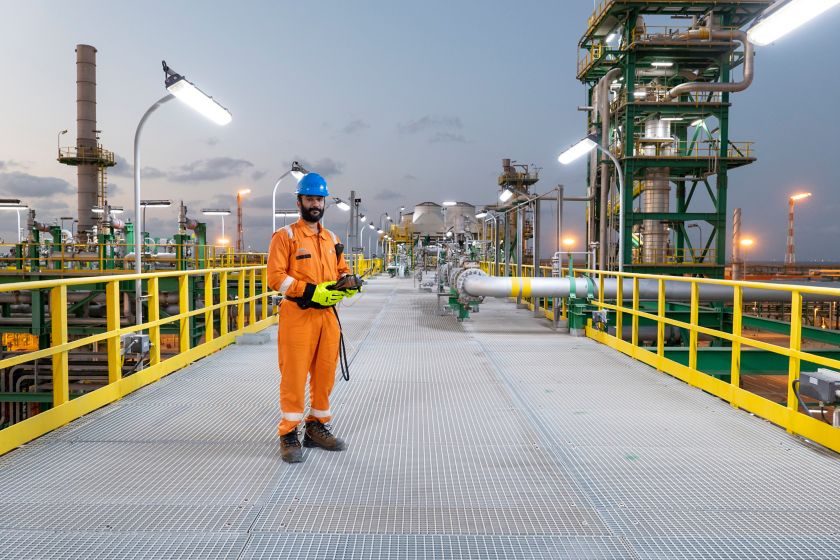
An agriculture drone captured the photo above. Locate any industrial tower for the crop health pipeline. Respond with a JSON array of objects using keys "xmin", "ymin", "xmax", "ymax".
[{"xmin": 577, "ymin": 0, "xmax": 771, "ymax": 277}]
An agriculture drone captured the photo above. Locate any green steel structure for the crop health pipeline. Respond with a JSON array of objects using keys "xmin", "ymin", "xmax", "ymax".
[{"xmin": 577, "ymin": 0, "xmax": 772, "ymax": 277}]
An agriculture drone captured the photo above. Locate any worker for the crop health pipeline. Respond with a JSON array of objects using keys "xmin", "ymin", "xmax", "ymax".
[{"xmin": 267, "ymin": 172, "xmax": 358, "ymax": 463}]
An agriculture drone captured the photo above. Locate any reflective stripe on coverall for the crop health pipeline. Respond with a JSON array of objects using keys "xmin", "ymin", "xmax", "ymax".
[{"xmin": 267, "ymin": 218, "xmax": 350, "ymax": 436}]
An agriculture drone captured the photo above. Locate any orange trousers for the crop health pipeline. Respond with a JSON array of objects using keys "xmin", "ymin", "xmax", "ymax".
[{"xmin": 276, "ymin": 300, "xmax": 341, "ymax": 436}]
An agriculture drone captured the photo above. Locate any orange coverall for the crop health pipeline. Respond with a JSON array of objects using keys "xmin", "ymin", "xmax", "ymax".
[{"xmin": 267, "ymin": 219, "xmax": 350, "ymax": 436}]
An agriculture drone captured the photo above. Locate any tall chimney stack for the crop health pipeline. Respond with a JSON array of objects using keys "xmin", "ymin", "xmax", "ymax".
[{"xmin": 76, "ymin": 44, "xmax": 98, "ymax": 237}]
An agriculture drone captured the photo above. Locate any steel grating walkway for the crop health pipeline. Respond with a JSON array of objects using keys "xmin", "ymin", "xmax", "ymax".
[{"xmin": 2, "ymin": 276, "xmax": 840, "ymax": 559}]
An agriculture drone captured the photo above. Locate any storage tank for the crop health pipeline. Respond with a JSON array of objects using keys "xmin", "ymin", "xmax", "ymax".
[
  {"xmin": 412, "ymin": 203, "xmax": 443, "ymax": 235},
  {"xmin": 444, "ymin": 202, "xmax": 477, "ymax": 234}
]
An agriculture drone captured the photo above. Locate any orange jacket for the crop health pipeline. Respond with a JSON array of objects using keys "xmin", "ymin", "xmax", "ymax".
[{"xmin": 267, "ymin": 219, "xmax": 350, "ymax": 297}]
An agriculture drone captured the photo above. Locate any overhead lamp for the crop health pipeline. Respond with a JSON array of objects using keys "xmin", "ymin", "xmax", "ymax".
[
  {"xmin": 387, "ymin": 215, "xmax": 393, "ymax": 222},
  {"xmin": 333, "ymin": 198, "xmax": 351, "ymax": 211},
  {"xmin": 0, "ymin": 198, "xmax": 22, "ymax": 205},
  {"xmin": 359, "ymin": 213, "xmax": 366, "ymax": 221},
  {"xmin": 446, "ymin": 231, "xmax": 453, "ymax": 238},
  {"xmin": 661, "ymin": 117, "xmax": 684, "ymax": 122},
  {"xmin": 141, "ymin": 199, "xmax": 172, "ymax": 208},
  {"xmin": 110, "ymin": 207, "xmax": 125, "ymax": 214},
  {"xmin": 651, "ymin": 61, "xmax": 673, "ymax": 68},
  {"xmin": 290, "ymin": 161, "xmax": 306, "ymax": 181},
  {"xmin": 163, "ymin": 61, "xmax": 232, "ymax": 126},
  {"xmin": 442, "ymin": 201, "xmax": 457, "ymax": 206},
  {"xmin": 377, "ymin": 228, "xmax": 384, "ymax": 234},
  {"xmin": 368, "ymin": 223, "xmax": 375, "ymax": 230},
  {"xmin": 790, "ymin": 192, "xmax": 812, "ymax": 201},
  {"xmin": 202, "ymin": 209, "xmax": 232, "ymax": 216},
  {"xmin": 691, "ymin": 119, "xmax": 705, "ymax": 127},
  {"xmin": 558, "ymin": 134, "xmax": 597, "ymax": 165},
  {"xmin": 748, "ymin": 0, "xmax": 840, "ymax": 46},
  {"xmin": 475, "ymin": 211, "xmax": 488, "ymax": 219},
  {"xmin": 499, "ymin": 189, "xmax": 514, "ymax": 202},
  {"xmin": 91, "ymin": 207, "xmax": 104, "ymax": 215}
]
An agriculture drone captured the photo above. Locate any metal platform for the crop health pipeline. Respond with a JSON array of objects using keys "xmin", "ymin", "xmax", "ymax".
[{"xmin": 1, "ymin": 276, "xmax": 839, "ymax": 559}]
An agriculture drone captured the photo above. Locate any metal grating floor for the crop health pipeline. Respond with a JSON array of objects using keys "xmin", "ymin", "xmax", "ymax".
[{"xmin": 1, "ymin": 276, "xmax": 840, "ymax": 559}]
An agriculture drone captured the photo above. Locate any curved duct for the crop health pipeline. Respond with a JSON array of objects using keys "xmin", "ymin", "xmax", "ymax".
[{"xmin": 665, "ymin": 29, "xmax": 754, "ymax": 101}]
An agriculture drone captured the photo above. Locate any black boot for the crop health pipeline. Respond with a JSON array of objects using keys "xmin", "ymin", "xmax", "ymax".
[
  {"xmin": 280, "ymin": 429, "xmax": 303, "ymax": 463},
  {"xmin": 303, "ymin": 421, "xmax": 346, "ymax": 451}
]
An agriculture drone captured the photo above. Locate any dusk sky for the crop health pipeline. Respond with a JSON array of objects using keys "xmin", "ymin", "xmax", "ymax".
[{"xmin": 0, "ymin": 1, "xmax": 838, "ymax": 260}]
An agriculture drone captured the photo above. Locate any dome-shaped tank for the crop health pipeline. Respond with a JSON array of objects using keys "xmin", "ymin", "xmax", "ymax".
[
  {"xmin": 412, "ymin": 202, "xmax": 443, "ymax": 235},
  {"xmin": 443, "ymin": 202, "xmax": 477, "ymax": 234}
]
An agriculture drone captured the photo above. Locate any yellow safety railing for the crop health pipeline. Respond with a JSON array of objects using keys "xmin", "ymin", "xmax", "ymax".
[
  {"xmin": 479, "ymin": 261, "xmax": 582, "ymax": 322},
  {"xmin": 0, "ymin": 265, "xmax": 277, "ymax": 455},
  {"xmin": 583, "ymin": 269, "xmax": 840, "ymax": 454},
  {"xmin": 356, "ymin": 257, "xmax": 383, "ymax": 278}
]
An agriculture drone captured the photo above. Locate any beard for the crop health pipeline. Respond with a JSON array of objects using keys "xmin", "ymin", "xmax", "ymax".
[{"xmin": 300, "ymin": 206, "xmax": 323, "ymax": 223}]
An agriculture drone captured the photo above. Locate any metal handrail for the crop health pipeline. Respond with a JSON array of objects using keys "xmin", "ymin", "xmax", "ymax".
[{"xmin": 582, "ymin": 268, "xmax": 840, "ymax": 455}]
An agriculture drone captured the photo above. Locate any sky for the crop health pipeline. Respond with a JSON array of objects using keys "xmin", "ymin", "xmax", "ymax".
[{"xmin": 0, "ymin": 0, "xmax": 838, "ymax": 261}]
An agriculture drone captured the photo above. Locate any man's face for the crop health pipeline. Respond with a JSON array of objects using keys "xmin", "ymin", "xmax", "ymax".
[{"xmin": 298, "ymin": 195, "xmax": 325, "ymax": 223}]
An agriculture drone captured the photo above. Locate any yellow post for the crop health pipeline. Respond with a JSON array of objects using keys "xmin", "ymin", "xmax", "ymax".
[
  {"xmin": 50, "ymin": 285, "xmax": 69, "ymax": 406},
  {"xmin": 261, "ymin": 267, "xmax": 269, "ymax": 320},
  {"xmin": 204, "ymin": 271, "xmax": 214, "ymax": 343},
  {"xmin": 616, "ymin": 276, "xmax": 623, "ymax": 342},
  {"xmin": 106, "ymin": 280, "xmax": 122, "ymax": 383},
  {"xmin": 632, "ymin": 277, "xmax": 639, "ymax": 347},
  {"xmin": 219, "ymin": 271, "xmax": 229, "ymax": 336},
  {"xmin": 786, "ymin": 290, "xmax": 804, "ymax": 421},
  {"xmin": 657, "ymin": 278, "xmax": 665, "ymax": 362},
  {"xmin": 730, "ymin": 285, "xmax": 743, "ymax": 394},
  {"xmin": 179, "ymin": 274, "xmax": 190, "ymax": 353},
  {"xmin": 148, "ymin": 276, "xmax": 161, "ymax": 366},
  {"xmin": 249, "ymin": 268, "xmax": 257, "ymax": 326},
  {"xmin": 237, "ymin": 270, "xmax": 245, "ymax": 331},
  {"xmin": 689, "ymin": 282, "xmax": 700, "ymax": 372}
]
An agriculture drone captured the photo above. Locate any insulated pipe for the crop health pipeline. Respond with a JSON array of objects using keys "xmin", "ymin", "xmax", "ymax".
[
  {"xmin": 665, "ymin": 29, "xmax": 754, "ymax": 101},
  {"xmin": 598, "ymin": 67, "xmax": 623, "ymax": 269},
  {"xmin": 462, "ymin": 276, "xmax": 840, "ymax": 303}
]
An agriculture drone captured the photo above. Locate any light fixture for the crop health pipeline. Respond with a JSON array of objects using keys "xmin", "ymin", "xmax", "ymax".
[
  {"xmin": 377, "ymin": 228, "xmax": 384, "ymax": 234},
  {"xmin": 661, "ymin": 117, "xmax": 684, "ymax": 121},
  {"xmin": 651, "ymin": 61, "xmax": 673, "ymax": 68},
  {"xmin": 141, "ymin": 199, "xmax": 172, "ymax": 208},
  {"xmin": 110, "ymin": 207, "xmax": 125, "ymax": 214},
  {"xmin": 499, "ymin": 189, "xmax": 514, "ymax": 202},
  {"xmin": 740, "ymin": 238, "xmax": 755, "ymax": 247},
  {"xmin": 562, "ymin": 237, "xmax": 575, "ymax": 248},
  {"xmin": 290, "ymin": 161, "xmax": 307, "ymax": 181},
  {"xmin": 202, "ymin": 209, "xmax": 232, "ymax": 216},
  {"xmin": 475, "ymin": 211, "xmax": 488, "ymax": 219},
  {"xmin": 442, "ymin": 201, "xmax": 457, "ymax": 206},
  {"xmin": 790, "ymin": 192, "xmax": 812, "ymax": 201},
  {"xmin": 333, "ymin": 198, "xmax": 351, "ymax": 211},
  {"xmin": 217, "ymin": 237, "xmax": 230, "ymax": 245},
  {"xmin": 368, "ymin": 223, "xmax": 375, "ymax": 230},
  {"xmin": 387, "ymin": 216, "xmax": 393, "ymax": 222},
  {"xmin": 163, "ymin": 61, "xmax": 232, "ymax": 125},
  {"xmin": 691, "ymin": 119, "xmax": 705, "ymax": 127},
  {"xmin": 558, "ymin": 135, "xmax": 597, "ymax": 165},
  {"xmin": 91, "ymin": 207, "xmax": 104, "ymax": 214},
  {"xmin": 238, "ymin": 188, "xmax": 251, "ymax": 196},
  {"xmin": 446, "ymin": 231, "xmax": 453, "ymax": 238},
  {"xmin": 359, "ymin": 214, "xmax": 366, "ymax": 221},
  {"xmin": 748, "ymin": 0, "xmax": 840, "ymax": 46}
]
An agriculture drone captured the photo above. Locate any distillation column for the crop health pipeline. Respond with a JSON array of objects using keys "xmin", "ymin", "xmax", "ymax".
[
  {"xmin": 641, "ymin": 118, "xmax": 672, "ymax": 264},
  {"xmin": 76, "ymin": 45, "xmax": 99, "ymax": 238}
]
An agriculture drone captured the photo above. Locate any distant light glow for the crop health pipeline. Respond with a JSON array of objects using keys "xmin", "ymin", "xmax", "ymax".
[
  {"xmin": 499, "ymin": 189, "xmax": 514, "ymax": 202},
  {"xmin": 790, "ymin": 192, "xmax": 812, "ymax": 201},
  {"xmin": 166, "ymin": 78, "xmax": 232, "ymax": 126},
  {"xmin": 217, "ymin": 237, "xmax": 230, "ymax": 245},
  {"xmin": 558, "ymin": 137, "xmax": 597, "ymax": 165},
  {"xmin": 238, "ymin": 189, "xmax": 251, "ymax": 196},
  {"xmin": 562, "ymin": 237, "xmax": 576, "ymax": 248},
  {"xmin": 748, "ymin": 0, "xmax": 840, "ymax": 46}
]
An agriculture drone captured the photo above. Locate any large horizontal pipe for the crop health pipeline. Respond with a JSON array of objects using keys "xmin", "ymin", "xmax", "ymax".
[{"xmin": 462, "ymin": 276, "xmax": 840, "ymax": 303}]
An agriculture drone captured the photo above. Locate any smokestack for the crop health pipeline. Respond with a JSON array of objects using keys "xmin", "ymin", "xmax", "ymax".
[{"xmin": 76, "ymin": 44, "xmax": 98, "ymax": 237}]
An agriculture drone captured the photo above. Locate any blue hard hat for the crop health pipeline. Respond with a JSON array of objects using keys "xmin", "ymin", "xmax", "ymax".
[{"xmin": 296, "ymin": 172, "xmax": 329, "ymax": 197}]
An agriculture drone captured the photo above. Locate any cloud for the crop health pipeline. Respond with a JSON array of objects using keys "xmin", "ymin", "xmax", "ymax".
[
  {"xmin": 397, "ymin": 115, "xmax": 463, "ymax": 135},
  {"xmin": 107, "ymin": 183, "xmax": 120, "ymax": 196},
  {"xmin": 111, "ymin": 154, "xmax": 165, "ymax": 179},
  {"xmin": 284, "ymin": 157, "xmax": 344, "ymax": 178},
  {"xmin": 341, "ymin": 119, "xmax": 370, "ymax": 135},
  {"xmin": 251, "ymin": 170, "xmax": 267, "ymax": 182},
  {"xmin": 170, "ymin": 157, "xmax": 254, "ymax": 183},
  {"xmin": 429, "ymin": 132, "xmax": 466, "ymax": 144},
  {"xmin": 206, "ymin": 137, "xmax": 220, "ymax": 146},
  {"xmin": 403, "ymin": 174, "xmax": 417, "ymax": 181},
  {"xmin": 375, "ymin": 188, "xmax": 402, "ymax": 200},
  {"xmin": 0, "ymin": 172, "xmax": 73, "ymax": 198}
]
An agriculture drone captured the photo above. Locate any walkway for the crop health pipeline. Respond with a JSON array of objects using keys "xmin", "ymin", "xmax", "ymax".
[{"xmin": 1, "ymin": 276, "xmax": 839, "ymax": 559}]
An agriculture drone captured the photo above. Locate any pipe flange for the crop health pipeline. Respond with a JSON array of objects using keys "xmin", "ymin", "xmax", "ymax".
[{"xmin": 455, "ymin": 268, "xmax": 487, "ymax": 303}]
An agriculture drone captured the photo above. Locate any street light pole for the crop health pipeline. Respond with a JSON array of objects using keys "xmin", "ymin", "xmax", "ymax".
[{"xmin": 271, "ymin": 162, "xmax": 307, "ymax": 232}]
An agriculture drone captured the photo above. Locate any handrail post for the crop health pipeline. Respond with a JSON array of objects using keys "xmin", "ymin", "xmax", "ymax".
[
  {"xmin": 106, "ymin": 281, "xmax": 122, "ymax": 383},
  {"xmin": 179, "ymin": 274, "xmax": 190, "ymax": 353},
  {"xmin": 616, "ymin": 275, "xmax": 623, "ymax": 342},
  {"xmin": 204, "ymin": 271, "xmax": 214, "ymax": 343},
  {"xmin": 148, "ymin": 276, "xmax": 161, "ymax": 366},
  {"xmin": 632, "ymin": 277, "xmax": 639, "ymax": 347},
  {"xmin": 261, "ymin": 267, "xmax": 269, "ymax": 320},
  {"xmin": 657, "ymin": 278, "xmax": 666, "ymax": 365},
  {"xmin": 730, "ymin": 284, "xmax": 743, "ymax": 399},
  {"xmin": 219, "ymin": 271, "xmax": 229, "ymax": 336},
  {"xmin": 249, "ymin": 268, "xmax": 257, "ymax": 326},
  {"xmin": 786, "ymin": 290, "xmax": 804, "ymax": 426},
  {"xmin": 50, "ymin": 285, "xmax": 69, "ymax": 406},
  {"xmin": 237, "ymin": 269, "xmax": 245, "ymax": 331}
]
